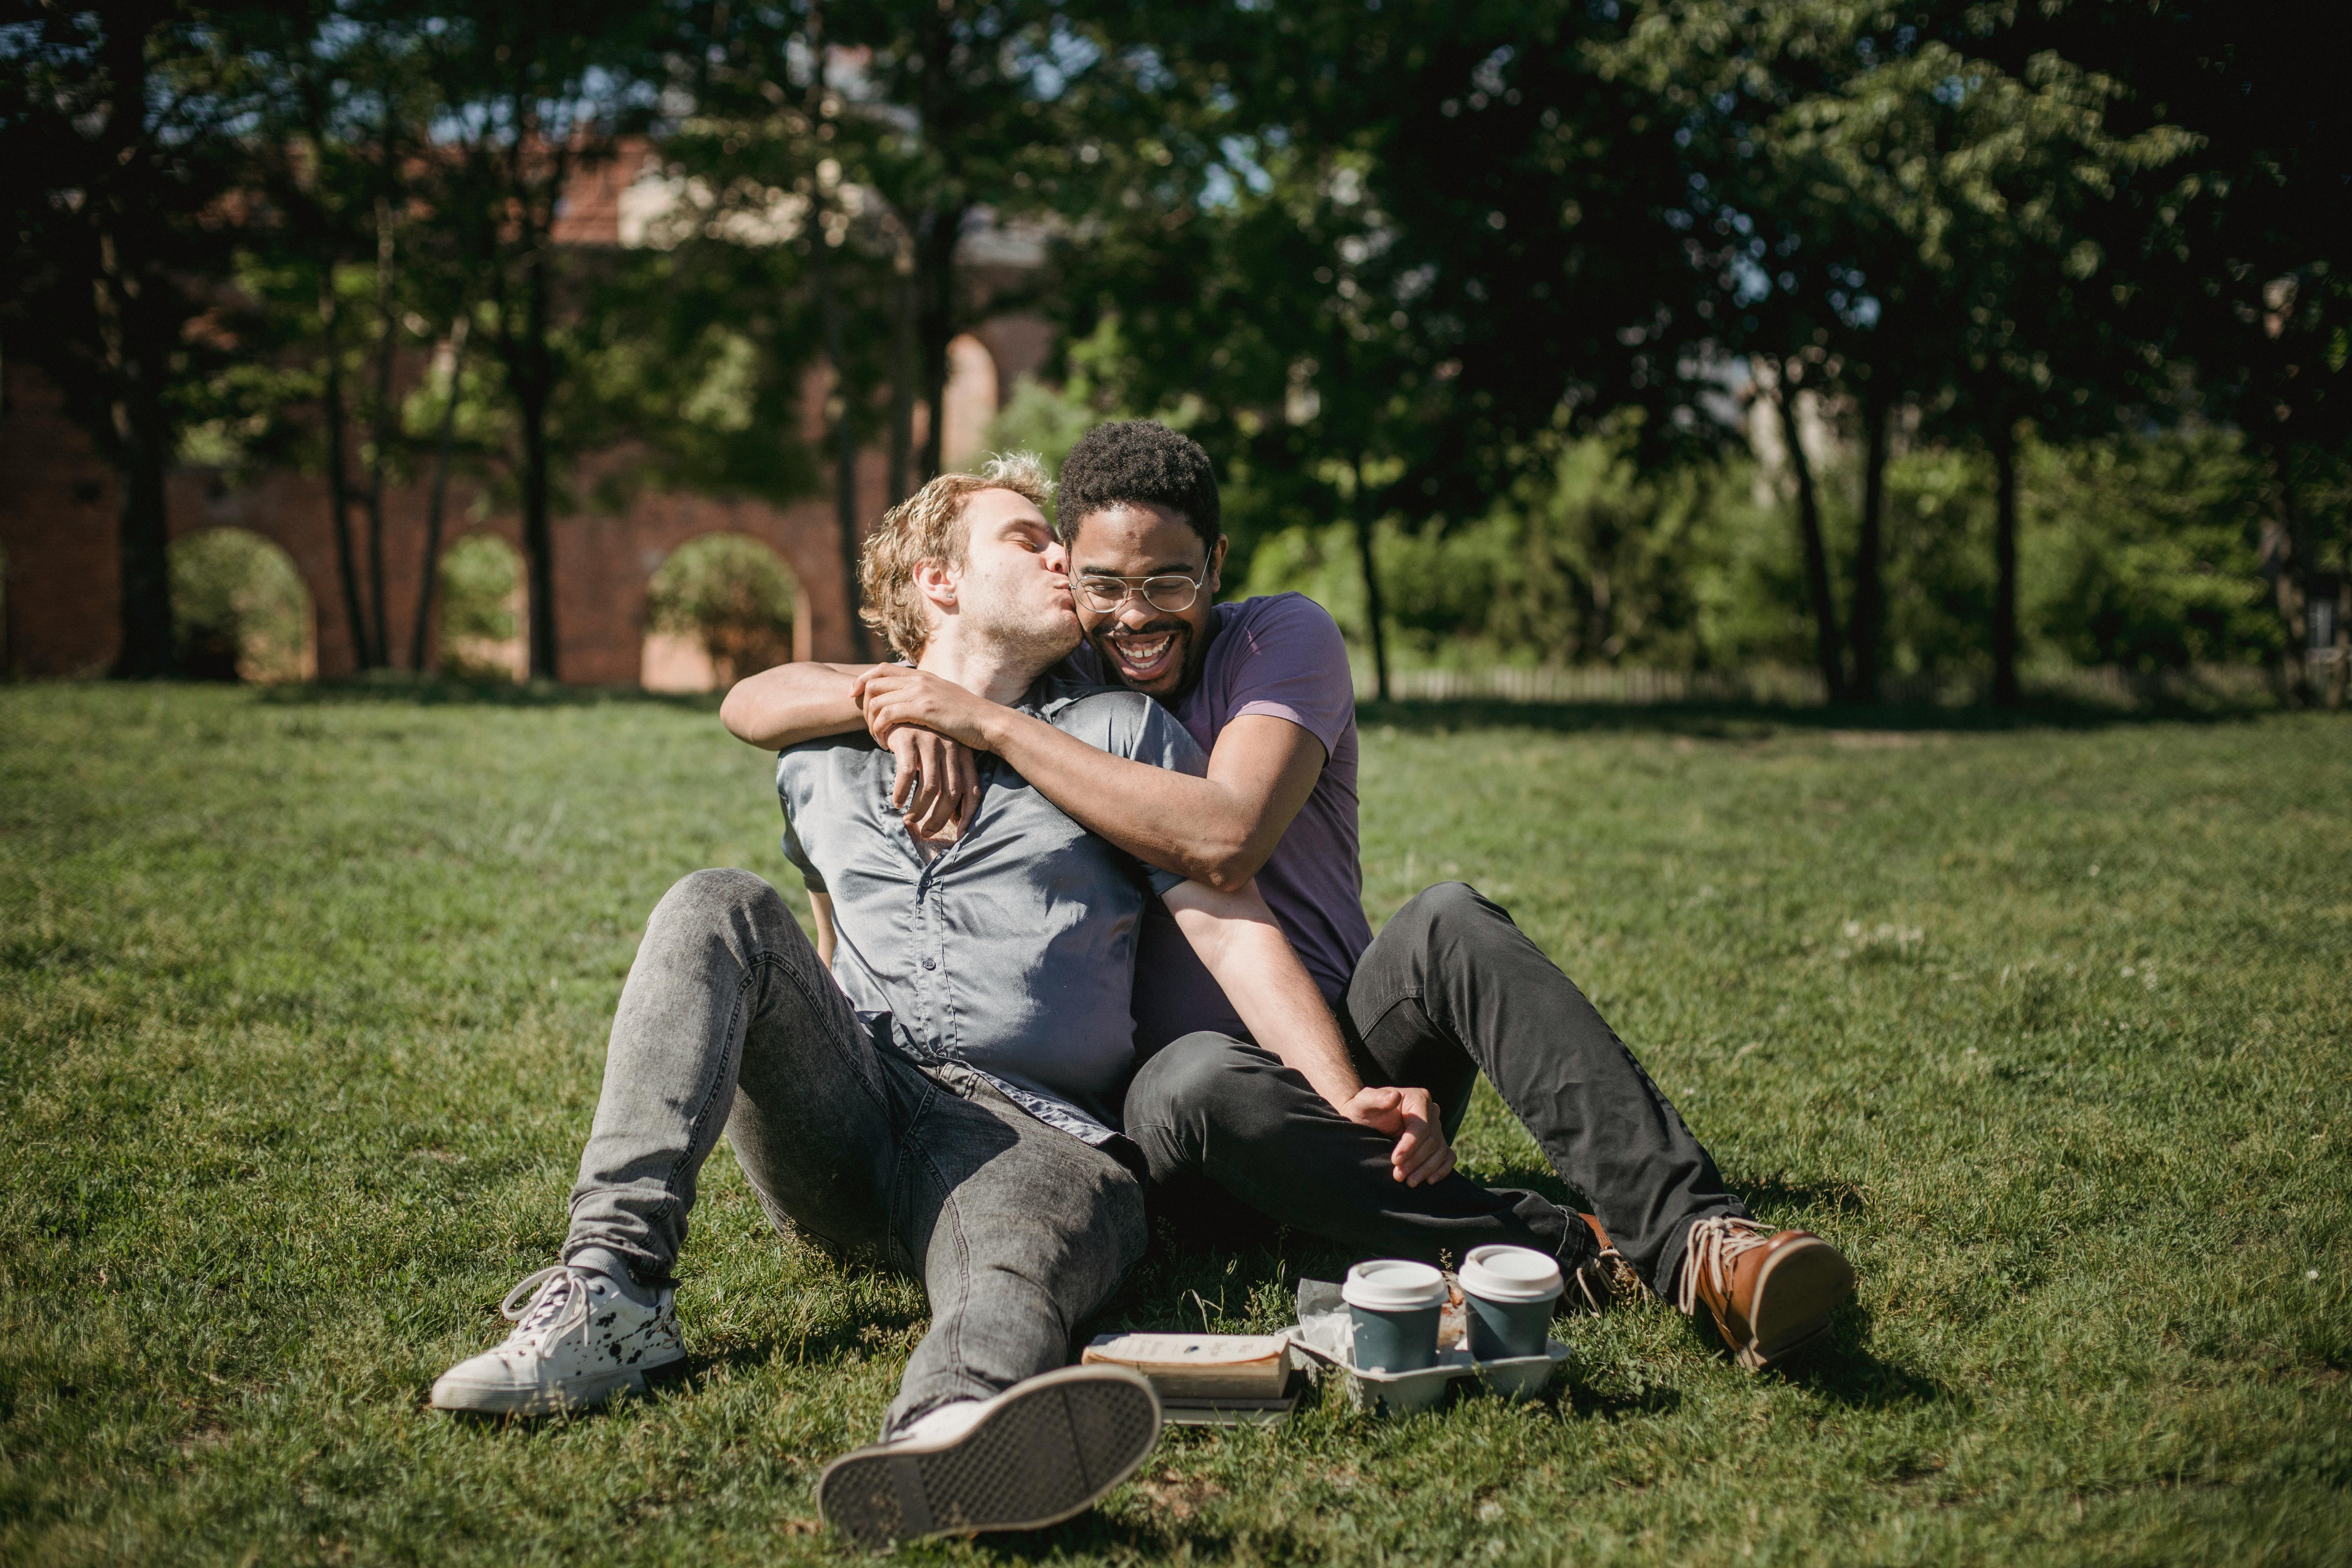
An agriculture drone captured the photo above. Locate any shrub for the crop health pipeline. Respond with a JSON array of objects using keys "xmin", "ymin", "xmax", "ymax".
[
  {"xmin": 169, "ymin": 529, "xmax": 309, "ymax": 682},
  {"xmin": 646, "ymin": 534, "xmax": 798, "ymax": 685}
]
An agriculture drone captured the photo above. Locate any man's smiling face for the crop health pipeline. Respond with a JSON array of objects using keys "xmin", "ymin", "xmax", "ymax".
[{"xmin": 1068, "ymin": 502, "xmax": 1227, "ymax": 702}]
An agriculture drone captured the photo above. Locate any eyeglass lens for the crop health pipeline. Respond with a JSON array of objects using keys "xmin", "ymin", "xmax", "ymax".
[{"xmin": 1080, "ymin": 576, "xmax": 1199, "ymax": 613}]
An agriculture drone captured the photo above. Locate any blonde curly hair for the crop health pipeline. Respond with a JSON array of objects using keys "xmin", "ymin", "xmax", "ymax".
[{"xmin": 858, "ymin": 452, "xmax": 1056, "ymax": 660}]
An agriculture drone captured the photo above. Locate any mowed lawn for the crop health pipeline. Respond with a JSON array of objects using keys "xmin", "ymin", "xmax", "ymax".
[{"xmin": 0, "ymin": 682, "xmax": 2345, "ymax": 1566}]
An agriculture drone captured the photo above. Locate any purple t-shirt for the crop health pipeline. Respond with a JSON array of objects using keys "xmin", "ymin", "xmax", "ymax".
[{"xmin": 1071, "ymin": 592, "xmax": 1370, "ymax": 1049}]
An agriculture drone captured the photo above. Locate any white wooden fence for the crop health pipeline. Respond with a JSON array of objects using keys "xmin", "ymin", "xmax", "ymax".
[{"xmin": 1351, "ymin": 662, "xmax": 2281, "ymax": 709}]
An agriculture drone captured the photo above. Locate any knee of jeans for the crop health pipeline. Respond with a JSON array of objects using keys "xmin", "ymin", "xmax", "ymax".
[
  {"xmin": 1392, "ymin": 878, "xmax": 1515, "ymax": 953},
  {"xmin": 667, "ymin": 866, "xmax": 779, "ymax": 918},
  {"xmin": 1132, "ymin": 1033, "xmax": 1306, "ymax": 1152},
  {"xmin": 661, "ymin": 867, "xmax": 795, "ymax": 940},
  {"xmin": 1127, "ymin": 1033, "xmax": 1252, "ymax": 1123}
]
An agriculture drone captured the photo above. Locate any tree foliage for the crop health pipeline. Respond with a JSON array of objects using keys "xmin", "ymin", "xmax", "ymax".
[{"xmin": 4, "ymin": 0, "xmax": 2342, "ymax": 701}]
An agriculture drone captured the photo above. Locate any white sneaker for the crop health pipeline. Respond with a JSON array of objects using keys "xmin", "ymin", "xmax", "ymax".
[
  {"xmin": 430, "ymin": 1265, "xmax": 686, "ymax": 1416},
  {"xmin": 817, "ymin": 1366, "xmax": 1162, "ymax": 1548}
]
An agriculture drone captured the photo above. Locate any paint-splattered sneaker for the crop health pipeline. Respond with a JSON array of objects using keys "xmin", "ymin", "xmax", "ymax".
[
  {"xmin": 818, "ymin": 1366, "xmax": 1163, "ymax": 1549},
  {"xmin": 1677, "ymin": 1215, "xmax": 1855, "ymax": 1370},
  {"xmin": 429, "ymin": 1264, "xmax": 685, "ymax": 1416}
]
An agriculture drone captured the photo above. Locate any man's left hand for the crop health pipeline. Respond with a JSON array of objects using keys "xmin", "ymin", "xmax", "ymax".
[
  {"xmin": 855, "ymin": 666, "xmax": 1002, "ymax": 752},
  {"xmin": 1340, "ymin": 1085, "xmax": 1455, "ymax": 1187}
]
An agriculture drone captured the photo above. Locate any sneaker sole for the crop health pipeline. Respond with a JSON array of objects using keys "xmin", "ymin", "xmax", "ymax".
[
  {"xmin": 818, "ymin": 1367, "xmax": 1162, "ymax": 1548},
  {"xmin": 1740, "ymin": 1237, "xmax": 1857, "ymax": 1370},
  {"xmin": 430, "ymin": 1351, "xmax": 688, "ymax": 1417}
]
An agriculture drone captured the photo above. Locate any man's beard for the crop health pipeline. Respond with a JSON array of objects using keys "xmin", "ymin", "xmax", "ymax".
[{"xmin": 964, "ymin": 571, "xmax": 1081, "ymax": 679}]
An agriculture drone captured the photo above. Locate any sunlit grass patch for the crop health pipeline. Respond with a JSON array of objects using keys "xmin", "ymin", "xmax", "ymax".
[{"xmin": 1, "ymin": 684, "xmax": 2344, "ymax": 1564}]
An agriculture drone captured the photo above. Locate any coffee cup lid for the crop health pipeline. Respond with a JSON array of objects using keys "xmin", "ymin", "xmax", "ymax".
[
  {"xmin": 1458, "ymin": 1245, "xmax": 1564, "ymax": 1304},
  {"xmin": 1341, "ymin": 1259, "xmax": 1448, "ymax": 1311}
]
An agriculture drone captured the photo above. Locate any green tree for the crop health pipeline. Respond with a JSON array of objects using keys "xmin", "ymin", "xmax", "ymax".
[
  {"xmin": 0, "ymin": 1, "xmax": 264, "ymax": 676},
  {"xmin": 1609, "ymin": 0, "xmax": 2193, "ymax": 704},
  {"xmin": 2027, "ymin": 3, "xmax": 2352, "ymax": 701},
  {"xmin": 1061, "ymin": 0, "xmax": 1697, "ymax": 697},
  {"xmin": 422, "ymin": 0, "xmax": 670, "ymax": 680}
]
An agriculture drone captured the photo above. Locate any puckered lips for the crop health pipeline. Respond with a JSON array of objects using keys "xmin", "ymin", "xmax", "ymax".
[{"xmin": 1101, "ymin": 618, "xmax": 1189, "ymax": 688}]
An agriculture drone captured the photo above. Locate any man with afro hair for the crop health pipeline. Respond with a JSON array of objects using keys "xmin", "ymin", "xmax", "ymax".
[{"xmin": 726, "ymin": 421, "xmax": 1855, "ymax": 1373}]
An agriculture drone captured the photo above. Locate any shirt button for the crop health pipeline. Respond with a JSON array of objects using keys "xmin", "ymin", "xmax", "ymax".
[{"xmin": 922, "ymin": 957, "xmax": 936, "ymax": 971}]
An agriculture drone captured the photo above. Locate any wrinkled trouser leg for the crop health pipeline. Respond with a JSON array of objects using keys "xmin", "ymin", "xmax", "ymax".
[
  {"xmin": 1342, "ymin": 882, "xmax": 1749, "ymax": 1299},
  {"xmin": 566, "ymin": 867, "xmax": 889, "ymax": 1277},
  {"xmin": 564, "ymin": 868, "xmax": 1145, "ymax": 1435},
  {"xmin": 1122, "ymin": 1032, "xmax": 1588, "ymax": 1271},
  {"xmin": 879, "ymin": 1064, "xmax": 1147, "ymax": 1433}
]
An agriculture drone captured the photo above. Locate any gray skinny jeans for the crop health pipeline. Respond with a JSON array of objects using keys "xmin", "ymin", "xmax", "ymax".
[{"xmin": 564, "ymin": 868, "xmax": 1147, "ymax": 1435}]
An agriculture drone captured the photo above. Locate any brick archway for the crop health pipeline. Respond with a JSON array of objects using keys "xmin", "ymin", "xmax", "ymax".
[
  {"xmin": 0, "ymin": 316, "xmax": 1052, "ymax": 682},
  {"xmin": 639, "ymin": 528, "xmax": 814, "ymax": 691}
]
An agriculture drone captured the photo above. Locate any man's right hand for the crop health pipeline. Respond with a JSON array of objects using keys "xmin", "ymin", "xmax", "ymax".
[
  {"xmin": 855, "ymin": 666, "xmax": 990, "ymax": 838},
  {"xmin": 1340, "ymin": 1085, "xmax": 1455, "ymax": 1187},
  {"xmin": 884, "ymin": 726, "xmax": 980, "ymax": 839}
]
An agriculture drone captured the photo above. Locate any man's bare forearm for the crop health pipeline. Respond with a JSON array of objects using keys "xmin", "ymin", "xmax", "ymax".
[
  {"xmin": 974, "ymin": 708, "xmax": 1250, "ymax": 885},
  {"xmin": 1164, "ymin": 881, "xmax": 1361, "ymax": 1111},
  {"xmin": 980, "ymin": 708, "xmax": 1314, "ymax": 890},
  {"xmin": 720, "ymin": 662, "xmax": 877, "ymax": 749}
]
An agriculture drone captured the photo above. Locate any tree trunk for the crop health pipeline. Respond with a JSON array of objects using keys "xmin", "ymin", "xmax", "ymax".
[
  {"xmin": 93, "ymin": 248, "xmax": 176, "ymax": 677},
  {"xmin": 806, "ymin": 11, "xmax": 872, "ymax": 664},
  {"xmin": 914, "ymin": 204, "xmax": 964, "ymax": 483},
  {"xmin": 1770, "ymin": 368, "xmax": 1845, "ymax": 702},
  {"xmin": 2270, "ymin": 444, "xmax": 2316, "ymax": 705},
  {"xmin": 111, "ymin": 370, "xmax": 176, "ymax": 679},
  {"xmin": 319, "ymin": 276, "xmax": 374, "ymax": 670},
  {"xmin": 1352, "ymin": 456, "xmax": 1391, "ymax": 702},
  {"xmin": 92, "ymin": 18, "xmax": 174, "ymax": 678},
  {"xmin": 517, "ymin": 365, "xmax": 557, "ymax": 683},
  {"xmin": 410, "ymin": 314, "xmax": 468, "ymax": 670},
  {"xmin": 361, "ymin": 200, "xmax": 399, "ymax": 670},
  {"xmin": 2333, "ymin": 570, "xmax": 2350, "ymax": 710},
  {"xmin": 889, "ymin": 243, "xmax": 917, "ymax": 505},
  {"xmin": 1989, "ymin": 419, "xmax": 2021, "ymax": 708},
  {"xmin": 1851, "ymin": 385, "xmax": 1891, "ymax": 704},
  {"xmin": 514, "ymin": 201, "xmax": 561, "ymax": 681}
]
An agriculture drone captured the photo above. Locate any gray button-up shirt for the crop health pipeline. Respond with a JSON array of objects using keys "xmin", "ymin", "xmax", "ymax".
[{"xmin": 777, "ymin": 675, "xmax": 1204, "ymax": 1143}]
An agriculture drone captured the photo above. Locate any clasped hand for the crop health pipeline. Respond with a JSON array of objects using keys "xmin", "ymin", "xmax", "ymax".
[
  {"xmin": 1340, "ymin": 1085, "xmax": 1455, "ymax": 1187},
  {"xmin": 853, "ymin": 666, "xmax": 985, "ymax": 838}
]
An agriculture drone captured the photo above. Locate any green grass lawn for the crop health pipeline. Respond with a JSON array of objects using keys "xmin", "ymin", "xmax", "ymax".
[{"xmin": 1, "ymin": 682, "xmax": 2345, "ymax": 1565}]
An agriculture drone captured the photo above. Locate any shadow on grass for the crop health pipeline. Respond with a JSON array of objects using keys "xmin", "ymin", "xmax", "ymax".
[
  {"xmin": 970, "ymin": 1513, "xmax": 1292, "ymax": 1564},
  {"xmin": 1454, "ymin": 1156, "xmax": 1588, "ymax": 1216},
  {"xmin": 1562, "ymin": 1377, "xmax": 1685, "ymax": 1423},
  {"xmin": 1735, "ymin": 1173, "xmax": 1871, "ymax": 1221},
  {"xmin": 1699, "ymin": 1303, "xmax": 1959, "ymax": 1413},
  {"xmin": 256, "ymin": 673, "xmax": 723, "ymax": 713},
  {"xmin": 245, "ymin": 673, "xmax": 2279, "ymax": 736}
]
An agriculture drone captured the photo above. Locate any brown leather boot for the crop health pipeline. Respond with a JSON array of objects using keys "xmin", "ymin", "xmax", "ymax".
[
  {"xmin": 1565, "ymin": 1213, "xmax": 1649, "ymax": 1313},
  {"xmin": 1675, "ymin": 1215, "xmax": 1855, "ymax": 1370}
]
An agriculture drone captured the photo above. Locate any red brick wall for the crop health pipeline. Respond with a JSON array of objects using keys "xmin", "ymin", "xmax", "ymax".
[
  {"xmin": 0, "ymin": 361, "xmax": 911, "ymax": 681},
  {"xmin": 0, "ymin": 370, "xmax": 121, "ymax": 678}
]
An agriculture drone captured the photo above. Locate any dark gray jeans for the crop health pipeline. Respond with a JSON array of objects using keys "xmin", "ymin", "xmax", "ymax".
[
  {"xmin": 1127, "ymin": 882, "xmax": 1747, "ymax": 1299},
  {"xmin": 564, "ymin": 869, "xmax": 1147, "ymax": 1435}
]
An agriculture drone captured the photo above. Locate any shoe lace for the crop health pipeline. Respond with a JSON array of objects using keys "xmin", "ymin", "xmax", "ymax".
[
  {"xmin": 499, "ymin": 1265, "xmax": 595, "ymax": 1349},
  {"xmin": 1676, "ymin": 1215, "xmax": 1773, "ymax": 1318}
]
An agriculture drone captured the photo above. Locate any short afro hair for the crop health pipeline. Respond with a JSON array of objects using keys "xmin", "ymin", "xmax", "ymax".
[{"xmin": 1053, "ymin": 420, "xmax": 1221, "ymax": 549}]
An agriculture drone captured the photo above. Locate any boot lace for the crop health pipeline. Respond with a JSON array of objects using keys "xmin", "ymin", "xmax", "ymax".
[
  {"xmin": 1676, "ymin": 1215, "xmax": 1773, "ymax": 1318},
  {"xmin": 499, "ymin": 1265, "xmax": 597, "ymax": 1351},
  {"xmin": 1567, "ymin": 1229, "xmax": 1640, "ymax": 1312}
]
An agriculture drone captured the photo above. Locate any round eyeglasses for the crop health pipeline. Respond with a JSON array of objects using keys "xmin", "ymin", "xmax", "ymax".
[{"xmin": 1074, "ymin": 565, "xmax": 1208, "ymax": 615}]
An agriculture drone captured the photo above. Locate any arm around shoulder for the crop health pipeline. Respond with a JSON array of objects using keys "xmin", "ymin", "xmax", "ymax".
[{"xmin": 720, "ymin": 661, "xmax": 878, "ymax": 750}]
